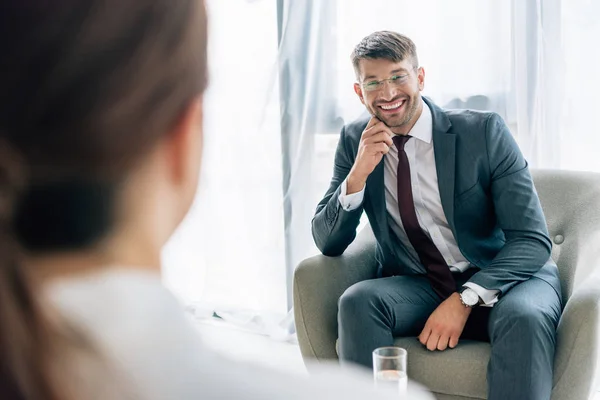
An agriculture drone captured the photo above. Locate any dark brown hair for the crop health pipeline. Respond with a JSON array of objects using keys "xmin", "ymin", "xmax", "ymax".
[
  {"xmin": 351, "ymin": 31, "xmax": 419, "ymax": 77},
  {"xmin": 0, "ymin": 1, "xmax": 208, "ymax": 399}
]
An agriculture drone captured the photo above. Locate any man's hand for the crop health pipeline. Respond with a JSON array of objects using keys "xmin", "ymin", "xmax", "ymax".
[
  {"xmin": 346, "ymin": 117, "xmax": 394, "ymax": 194},
  {"xmin": 418, "ymin": 292, "xmax": 472, "ymax": 351}
]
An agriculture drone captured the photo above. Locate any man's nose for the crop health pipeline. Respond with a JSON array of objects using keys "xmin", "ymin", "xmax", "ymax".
[{"xmin": 379, "ymin": 81, "xmax": 398, "ymax": 101}]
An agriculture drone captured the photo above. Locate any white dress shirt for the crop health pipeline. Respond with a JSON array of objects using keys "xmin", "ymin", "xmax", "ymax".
[{"xmin": 338, "ymin": 100, "xmax": 499, "ymax": 306}]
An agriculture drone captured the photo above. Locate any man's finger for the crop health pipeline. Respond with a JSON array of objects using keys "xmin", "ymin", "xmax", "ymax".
[
  {"xmin": 437, "ymin": 334, "xmax": 450, "ymax": 351},
  {"xmin": 365, "ymin": 143, "xmax": 389, "ymax": 155},
  {"xmin": 378, "ymin": 143, "xmax": 390, "ymax": 155},
  {"xmin": 363, "ymin": 121, "xmax": 387, "ymax": 138},
  {"xmin": 365, "ymin": 116, "xmax": 380, "ymax": 130},
  {"xmin": 385, "ymin": 134, "xmax": 393, "ymax": 147},
  {"xmin": 449, "ymin": 335, "xmax": 459, "ymax": 349},
  {"xmin": 426, "ymin": 332, "xmax": 440, "ymax": 351},
  {"xmin": 378, "ymin": 132, "xmax": 394, "ymax": 147},
  {"xmin": 377, "ymin": 123, "xmax": 395, "ymax": 138},
  {"xmin": 419, "ymin": 326, "xmax": 431, "ymax": 346},
  {"xmin": 365, "ymin": 119, "xmax": 394, "ymax": 137},
  {"xmin": 364, "ymin": 132, "xmax": 393, "ymax": 147}
]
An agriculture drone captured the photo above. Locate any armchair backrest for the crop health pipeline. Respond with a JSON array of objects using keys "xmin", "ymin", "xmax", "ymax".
[{"xmin": 532, "ymin": 169, "xmax": 600, "ymax": 301}]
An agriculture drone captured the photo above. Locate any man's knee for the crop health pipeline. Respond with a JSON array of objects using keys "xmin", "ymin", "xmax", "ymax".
[
  {"xmin": 491, "ymin": 302, "xmax": 558, "ymax": 341},
  {"xmin": 338, "ymin": 280, "xmax": 383, "ymax": 317}
]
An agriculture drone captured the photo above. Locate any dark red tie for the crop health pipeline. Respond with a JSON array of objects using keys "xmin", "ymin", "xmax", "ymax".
[{"xmin": 392, "ymin": 135, "xmax": 456, "ymax": 299}]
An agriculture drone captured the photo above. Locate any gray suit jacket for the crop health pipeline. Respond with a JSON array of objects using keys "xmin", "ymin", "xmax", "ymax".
[{"xmin": 312, "ymin": 97, "xmax": 560, "ymax": 297}]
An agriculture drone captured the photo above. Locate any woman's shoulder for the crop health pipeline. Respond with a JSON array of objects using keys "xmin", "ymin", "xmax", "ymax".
[
  {"xmin": 46, "ymin": 268, "xmax": 431, "ymax": 400},
  {"xmin": 48, "ymin": 268, "xmax": 188, "ymax": 333},
  {"xmin": 47, "ymin": 268, "xmax": 205, "ymax": 356}
]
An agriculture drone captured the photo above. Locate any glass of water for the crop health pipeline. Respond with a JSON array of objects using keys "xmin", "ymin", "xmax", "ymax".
[{"xmin": 373, "ymin": 347, "xmax": 408, "ymax": 396}]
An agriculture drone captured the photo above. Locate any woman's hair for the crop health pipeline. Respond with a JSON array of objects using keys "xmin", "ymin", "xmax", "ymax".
[{"xmin": 0, "ymin": 1, "xmax": 208, "ymax": 398}]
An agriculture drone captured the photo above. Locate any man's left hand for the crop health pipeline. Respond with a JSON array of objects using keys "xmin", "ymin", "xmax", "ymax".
[{"xmin": 418, "ymin": 292, "xmax": 472, "ymax": 351}]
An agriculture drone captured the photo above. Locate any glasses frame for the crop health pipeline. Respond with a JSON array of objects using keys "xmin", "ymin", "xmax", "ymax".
[{"xmin": 360, "ymin": 66, "xmax": 419, "ymax": 92}]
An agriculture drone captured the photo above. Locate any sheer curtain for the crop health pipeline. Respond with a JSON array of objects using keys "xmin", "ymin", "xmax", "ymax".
[
  {"xmin": 560, "ymin": 0, "xmax": 600, "ymax": 171},
  {"xmin": 162, "ymin": 0, "xmax": 600, "ymax": 340},
  {"xmin": 162, "ymin": 0, "xmax": 288, "ymax": 322}
]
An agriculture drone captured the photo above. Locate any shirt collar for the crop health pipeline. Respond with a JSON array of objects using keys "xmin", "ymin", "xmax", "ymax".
[{"xmin": 399, "ymin": 98, "xmax": 432, "ymax": 144}]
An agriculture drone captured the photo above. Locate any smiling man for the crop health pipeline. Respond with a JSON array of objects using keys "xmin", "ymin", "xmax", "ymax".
[{"xmin": 312, "ymin": 31, "xmax": 563, "ymax": 400}]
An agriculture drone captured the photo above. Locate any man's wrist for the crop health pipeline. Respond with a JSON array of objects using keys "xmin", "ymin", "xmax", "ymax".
[
  {"xmin": 453, "ymin": 292, "xmax": 473, "ymax": 314},
  {"xmin": 346, "ymin": 170, "xmax": 367, "ymax": 195}
]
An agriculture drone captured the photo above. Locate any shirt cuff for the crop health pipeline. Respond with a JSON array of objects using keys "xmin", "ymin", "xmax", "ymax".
[
  {"xmin": 463, "ymin": 282, "xmax": 499, "ymax": 307},
  {"xmin": 338, "ymin": 179, "xmax": 365, "ymax": 211}
]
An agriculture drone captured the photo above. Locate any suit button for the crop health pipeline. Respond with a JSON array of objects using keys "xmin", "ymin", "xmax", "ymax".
[{"xmin": 554, "ymin": 235, "xmax": 564, "ymax": 244}]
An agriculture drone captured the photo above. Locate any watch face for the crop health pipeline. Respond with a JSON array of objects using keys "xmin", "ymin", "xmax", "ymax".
[{"xmin": 462, "ymin": 289, "xmax": 479, "ymax": 306}]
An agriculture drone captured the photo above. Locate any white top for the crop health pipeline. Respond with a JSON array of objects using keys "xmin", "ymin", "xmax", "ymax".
[
  {"xmin": 46, "ymin": 268, "xmax": 434, "ymax": 399},
  {"xmin": 339, "ymin": 100, "xmax": 499, "ymax": 306}
]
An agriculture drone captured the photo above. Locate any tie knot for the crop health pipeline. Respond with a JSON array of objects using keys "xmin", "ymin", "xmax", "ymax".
[{"xmin": 392, "ymin": 135, "xmax": 412, "ymax": 150}]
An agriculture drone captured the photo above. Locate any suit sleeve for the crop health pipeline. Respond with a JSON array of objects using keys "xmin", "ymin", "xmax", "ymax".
[
  {"xmin": 311, "ymin": 126, "xmax": 364, "ymax": 256},
  {"xmin": 466, "ymin": 113, "xmax": 552, "ymax": 295},
  {"xmin": 338, "ymin": 178, "xmax": 366, "ymax": 211}
]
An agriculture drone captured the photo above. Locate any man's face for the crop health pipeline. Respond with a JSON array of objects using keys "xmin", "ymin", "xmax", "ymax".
[{"xmin": 354, "ymin": 58, "xmax": 425, "ymax": 134}]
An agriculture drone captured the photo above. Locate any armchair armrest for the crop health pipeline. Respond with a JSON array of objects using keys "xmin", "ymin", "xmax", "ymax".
[
  {"xmin": 294, "ymin": 226, "xmax": 378, "ymax": 364},
  {"xmin": 552, "ymin": 271, "xmax": 600, "ymax": 400}
]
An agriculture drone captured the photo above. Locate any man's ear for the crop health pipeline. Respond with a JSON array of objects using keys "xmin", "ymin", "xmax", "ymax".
[
  {"xmin": 354, "ymin": 82, "xmax": 365, "ymax": 105},
  {"xmin": 417, "ymin": 67, "xmax": 425, "ymax": 91}
]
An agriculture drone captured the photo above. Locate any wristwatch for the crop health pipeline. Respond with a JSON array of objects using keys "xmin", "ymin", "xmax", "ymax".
[{"xmin": 459, "ymin": 288, "xmax": 480, "ymax": 308}]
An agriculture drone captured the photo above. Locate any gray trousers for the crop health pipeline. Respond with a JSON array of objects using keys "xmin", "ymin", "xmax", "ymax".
[{"xmin": 337, "ymin": 272, "xmax": 562, "ymax": 400}]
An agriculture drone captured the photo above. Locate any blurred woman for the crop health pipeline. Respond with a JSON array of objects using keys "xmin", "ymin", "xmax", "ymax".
[{"xmin": 0, "ymin": 1, "xmax": 431, "ymax": 399}]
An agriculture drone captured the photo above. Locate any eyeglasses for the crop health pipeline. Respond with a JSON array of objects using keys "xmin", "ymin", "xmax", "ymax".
[{"xmin": 360, "ymin": 68, "xmax": 417, "ymax": 92}]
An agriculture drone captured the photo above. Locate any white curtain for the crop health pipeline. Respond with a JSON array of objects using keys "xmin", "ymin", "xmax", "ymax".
[
  {"xmin": 559, "ymin": 0, "xmax": 600, "ymax": 171},
  {"xmin": 161, "ymin": 0, "xmax": 600, "ymax": 340},
  {"xmin": 162, "ymin": 0, "xmax": 288, "ymax": 319}
]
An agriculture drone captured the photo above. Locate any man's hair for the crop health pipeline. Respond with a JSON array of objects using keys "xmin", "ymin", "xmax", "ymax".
[{"xmin": 351, "ymin": 31, "xmax": 419, "ymax": 78}]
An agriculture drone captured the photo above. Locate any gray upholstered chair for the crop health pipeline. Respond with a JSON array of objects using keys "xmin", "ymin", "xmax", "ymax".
[{"xmin": 294, "ymin": 169, "xmax": 600, "ymax": 400}]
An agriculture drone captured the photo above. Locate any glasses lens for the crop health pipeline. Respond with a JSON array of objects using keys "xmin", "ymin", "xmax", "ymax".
[
  {"xmin": 364, "ymin": 81, "xmax": 380, "ymax": 91},
  {"xmin": 390, "ymin": 75, "xmax": 407, "ymax": 86}
]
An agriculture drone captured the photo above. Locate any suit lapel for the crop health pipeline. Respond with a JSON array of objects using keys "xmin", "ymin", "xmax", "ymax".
[
  {"xmin": 366, "ymin": 160, "xmax": 391, "ymax": 246},
  {"xmin": 434, "ymin": 132, "xmax": 456, "ymax": 233},
  {"xmin": 425, "ymin": 97, "xmax": 457, "ymax": 234}
]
